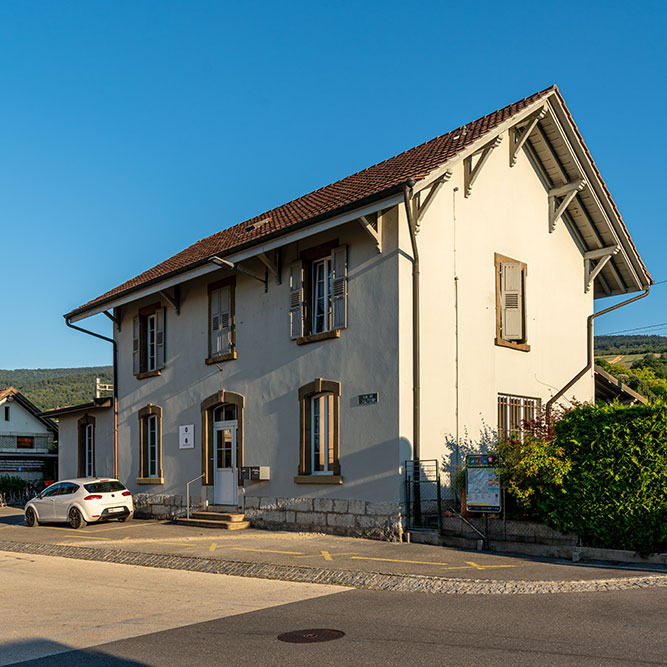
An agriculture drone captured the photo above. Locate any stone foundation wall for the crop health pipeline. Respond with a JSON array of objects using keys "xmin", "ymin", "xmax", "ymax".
[
  {"xmin": 244, "ymin": 496, "xmax": 404, "ymax": 541},
  {"xmin": 133, "ymin": 493, "xmax": 195, "ymax": 519}
]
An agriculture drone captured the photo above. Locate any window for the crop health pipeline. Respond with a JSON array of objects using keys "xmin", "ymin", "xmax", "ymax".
[
  {"xmin": 4, "ymin": 406, "xmax": 9, "ymax": 421},
  {"xmin": 17, "ymin": 436, "xmax": 33, "ymax": 449},
  {"xmin": 289, "ymin": 243, "xmax": 347, "ymax": 344},
  {"xmin": 207, "ymin": 278, "xmax": 236, "ymax": 364},
  {"xmin": 498, "ymin": 394, "xmax": 540, "ymax": 441},
  {"xmin": 138, "ymin": 404, "xmax": 163, "ymax": 484},
  {"xmin": 495, "ymin": 253, "xmax": 529, "ymax": 351},
  {"xmin": 295, "ymin": 379, "xmax": 342, "ymax": 483},
  {"xmin": 77, "ymin": 415, "xmax": 95, "ymax": 477},
  {"xmin": 133, "ymin": 303, "xmax": 165, "ymax": 378}
]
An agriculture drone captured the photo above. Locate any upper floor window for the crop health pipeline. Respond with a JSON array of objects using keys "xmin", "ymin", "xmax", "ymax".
[
  {"xmin": 207, "ymin": 278, "xmax": 236, "ymax": 364},
  {"xmin": 495, "ymin": 253, "xmax": 530, "ymax": 352},
  {"xmin": 4, "ymin": 405, "xmax": 9, "ymax": 421},
  {"xmin": 289, "ymin": 243, "xmax": 347, "ymax": 343},
  {"xmin": 133, "ymin": 303, "xmax": 165, "ymax": 378}
]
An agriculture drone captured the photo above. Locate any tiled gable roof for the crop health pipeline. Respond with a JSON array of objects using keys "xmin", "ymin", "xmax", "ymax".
[{"xmin": 69, "ymin": 85, "xmax": 564, "ymax": 315}]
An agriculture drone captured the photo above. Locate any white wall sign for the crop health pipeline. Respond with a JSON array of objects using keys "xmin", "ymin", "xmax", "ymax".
[{"xmin": 179, "ymin": 424, "xmax": 195, "ymax": 449}]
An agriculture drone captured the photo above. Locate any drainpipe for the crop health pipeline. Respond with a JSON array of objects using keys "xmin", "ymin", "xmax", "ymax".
[
  {"xmin": 65, "ymin": 316, "xmax": 119, "ymax": 478},
  {"xmin": 546, "ymin": 287, "xmax": 650, "ymax": 416},
  {"xmin": 403, "ymin": 181, "xmax": 420, "ymax": 460}
]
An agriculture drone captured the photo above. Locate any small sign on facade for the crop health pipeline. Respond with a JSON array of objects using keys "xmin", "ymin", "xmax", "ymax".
[
  {"xmin": 358, "ymin": 393, "xmax": 378, "ymax": 405},
  {"xmin": 179, "ymin": 424, "xmax": 195, "ymax": 449},
  {"xmin": 465, "ymin": 454, "xmax": 501, "ymax": 513}
]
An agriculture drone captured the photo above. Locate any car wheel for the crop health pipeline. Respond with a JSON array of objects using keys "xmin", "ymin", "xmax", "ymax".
[
  {"xmin": 117, "ymin": 517, "xmax": 129, "ymax": 522},
  {"xmin": 25, "ymin": 507, "xmax": 38, "ymax": 527},
  {"xmin": 68, "ymin": 507, "xmax": 87, "ymax": 529}
]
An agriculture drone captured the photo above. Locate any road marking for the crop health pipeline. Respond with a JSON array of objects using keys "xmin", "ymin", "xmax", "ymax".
[
  {"xmin": 295, "ymin": 551, "xmax": 358, "ymax": 561},
  {"xmin": 70, "ymin": 535, "xmax": 111, "ymax": 540},
  {"xmin": 320, "ymin": 550, "xmax": 332, "ymax": 561},
  {"xmin": 351, "ymin": 556, "xmax": 450, "ymax": 566},
  {"xmin": 232, "ymin": 548, "xmax": 304, "ymax": 555},
  {"xmin": 209, "ymin": 542, "xmax": 217, "ymax": 552},
  {"xmin": 464, "ymin": 560, "xmax": 514, "ymax": 570}
]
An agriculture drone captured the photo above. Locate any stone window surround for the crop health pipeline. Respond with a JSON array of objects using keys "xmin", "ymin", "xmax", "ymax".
[
  {"xmin": 137, "ymin": 404, "xmax": 164, "ymax": 485},
  {"xmin": 77, "ymin": 414, "xmax": 95, "ymax": 478},
  {"xmin": 200, "ymin": 390, "xmax": 245, "ymax": 486},
  {"xmin": 494, "ymin": 252, "xmax": 530, "ymax": 352},
  {"xmin": 295, "ymin": 378, "xmax": 342, "ymax": 484}
]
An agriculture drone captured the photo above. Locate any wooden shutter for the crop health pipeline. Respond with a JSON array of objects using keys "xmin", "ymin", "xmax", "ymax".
[
  {"xmin": 77, "ymin": 424, "xmax": 85, "ymax": 477},
  {"xmin": 219, "ymin": 286, "xmax": 231, "ymax": 353},
  {"xmin": 331, "ymin": 245, "xmax": 347, "ymax": 330},
  {"xmin": 501, "ymin": 263, "xmax": 523, "ymax": 340},
  {"xmin": 289, "ymin": 261, "xmax": 304, "ymax": 339},
  {"xmin": 132, "ymin": 316, "xmax": 140, "ymax": 375},
  {"xmin": 155, "ymin": 308, "xmax": 165, "ymax": 369},
  {"xmin": 210, "ymin": 288, "xmax": 221, "ymax": 356}
]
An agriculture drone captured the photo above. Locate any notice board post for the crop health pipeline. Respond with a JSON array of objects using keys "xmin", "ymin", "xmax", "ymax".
[{"xmin": 465, "ymin": 454, "xmax": 501, "ymax": 550}]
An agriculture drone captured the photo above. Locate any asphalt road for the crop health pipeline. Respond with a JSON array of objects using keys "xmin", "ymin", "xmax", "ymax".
[{"xmin": 4, "ymin": 550, "xmax": 666, "ymax": 667}]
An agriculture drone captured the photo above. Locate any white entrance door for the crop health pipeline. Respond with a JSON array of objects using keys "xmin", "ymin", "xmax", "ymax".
[{"xmin": 213, "ymin": 420, "xmax": 237, "ymax": 506}]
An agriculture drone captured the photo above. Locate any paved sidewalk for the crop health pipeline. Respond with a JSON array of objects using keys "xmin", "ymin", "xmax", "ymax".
[{"xmin": 1, "ymin": 507, "xmax": 665, "ymax": 595}]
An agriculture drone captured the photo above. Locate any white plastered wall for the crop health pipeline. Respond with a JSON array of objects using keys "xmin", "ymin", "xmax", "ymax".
[{"xmin": 410, "ymin": 129, "xmax": 594, "ymax": 482}]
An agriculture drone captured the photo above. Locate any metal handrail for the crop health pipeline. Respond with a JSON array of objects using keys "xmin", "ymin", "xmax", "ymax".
[{"xmin": 186, "ymin": 473, "xmax": 205, "ymax": 519}]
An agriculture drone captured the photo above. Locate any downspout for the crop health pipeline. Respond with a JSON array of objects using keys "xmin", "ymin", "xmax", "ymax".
[
  {"xmin": 65, "ymin": 316, "xmax": 119, "ymax": 478},
  {"xmin": 546, "ymin": 287, "xmax": 650, "ymax": 415},
  {"xmin": 403, "ymin": 181, "xmax": 420, "ymax": 460}
]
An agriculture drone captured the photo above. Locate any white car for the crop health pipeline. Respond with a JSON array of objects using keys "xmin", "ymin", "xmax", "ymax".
[{"xmin": 24, "ymin": 478, "xmax": 134, "ymax": 529}]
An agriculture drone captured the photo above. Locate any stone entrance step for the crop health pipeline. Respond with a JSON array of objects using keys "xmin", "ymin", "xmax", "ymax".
[{"xmin": 175, "ymin": 508, "xmax": 250, "ymax": 530}]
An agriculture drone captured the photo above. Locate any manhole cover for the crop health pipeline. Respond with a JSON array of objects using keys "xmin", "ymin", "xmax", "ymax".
[{"xmin": 277, "ymin": 629, "xmax": 345, "ymax": 643}]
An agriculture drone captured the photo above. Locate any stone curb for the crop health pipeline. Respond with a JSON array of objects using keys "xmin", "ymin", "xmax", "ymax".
[{"xmin": 2, "ymin": 539, "xmax": 667, "ymax": 595}]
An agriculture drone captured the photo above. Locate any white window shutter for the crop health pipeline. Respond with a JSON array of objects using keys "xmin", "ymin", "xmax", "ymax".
[
  {"xmin": 219, "ymin": 286, "xmax": 231, "ymax": 353},
  {"xmin": 289, "ymin": 261, "xmax": 304, "ymax": 339},
  {"xmin": 155, "ymin": 308, "xmax": 165, "ymax": 369},
  {"xmin": 133, "ymin": 316, "xmax": 140, "ymax": 375},
  {"xmin": 501, "ymin": 262, "xmax": 523, "ymax": 340},
  {"xmin": 332, "ymin": 245, "xmax": 347, "ymax": 330}
]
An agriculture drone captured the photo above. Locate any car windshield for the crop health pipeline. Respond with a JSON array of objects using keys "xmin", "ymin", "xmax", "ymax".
[{"xmin": 83, "ymin": 481, "xmax": 126, "ymax": 493}]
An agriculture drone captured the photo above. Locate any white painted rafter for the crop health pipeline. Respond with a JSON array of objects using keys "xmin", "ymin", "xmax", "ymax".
[
  {"xmin": 464, "ymin": 136, "xmax": 503, "ymax": 197},
  {"xmin": 584, "ymin": 245, "xmax": 619, "ymax": 293},
  {"xmin": 548, "ymin": 178, "xmax": 587, "ymax": 233}
]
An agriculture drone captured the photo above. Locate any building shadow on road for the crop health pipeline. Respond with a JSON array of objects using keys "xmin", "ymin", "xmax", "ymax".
[{"xmin": 2, "ymin": 638, "xmax": 149, "ymax": 666}]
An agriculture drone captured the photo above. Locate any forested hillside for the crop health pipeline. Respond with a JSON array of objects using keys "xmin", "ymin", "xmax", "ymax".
[
  {"xmin": 0, "ymin": 367, "xmax": 113, "ymax": 411},
  {"xmin": 594, "ymin": 335, "xmax": 667, "ymax": 355}
]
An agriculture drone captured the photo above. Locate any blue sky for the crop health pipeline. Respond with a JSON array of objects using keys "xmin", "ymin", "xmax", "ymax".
[{"xmin": 1, "ymin": 0, "xmax": 665, "ymax": 369}]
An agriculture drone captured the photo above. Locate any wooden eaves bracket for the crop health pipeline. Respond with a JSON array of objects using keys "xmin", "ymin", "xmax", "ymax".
[
  {"xmin": 549, "ymin": 179, "xmax": 587, "ymax": 233},
  {"xmin": 464, "ymin": 136, "xmax": 503, "ymax": 198},
  {"xmin": 210, "ymin": 256, "xmax": 268, "ymax": 292},
  {"xmin": 584, "ymin": 245, "xmax": 620, "ymax": 293},
  {"xmin": 159, "ymin": 286, "xmax": 182, "ymax": 315},
  {"xmin": 257, "ymin": 251, "xmax": 281, "ymax": 284},
  {"xmin": 358, "ymin": 215, "xmax": 382, "ymax": 253},
  {"xmin": 510, "ymin": 106, "xmax": 548, "ymax": 167},
  {"xmin": 415, "ymin": 170, "xmax": 453, "ymax": 234}
]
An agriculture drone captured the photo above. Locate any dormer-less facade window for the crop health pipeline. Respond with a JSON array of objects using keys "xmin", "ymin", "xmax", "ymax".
[
  {"xmin": 206, "ymin": 278, "xmax": 236, "ymax": 364},
  {"xmin": 133, "ymin": 303, "xmax": 165, "ymax": 378}
]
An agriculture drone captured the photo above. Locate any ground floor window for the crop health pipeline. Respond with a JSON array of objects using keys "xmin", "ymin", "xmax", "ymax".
[
  {"xmin": 77, "ymin": 415, "xmax": 95, "ymax": 478},
  {"xmin": 498, "ymin": 393, "xmax": 540, "ymax": 441},
  {"xmin": 296, "ymin": 379, "xmax": 342, "ymax": 483},
  {"xmin": 138, "ymin": 404, "xmax": 163, "ymax": 484}
]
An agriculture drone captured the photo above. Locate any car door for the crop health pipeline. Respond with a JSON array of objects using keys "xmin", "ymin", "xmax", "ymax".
[
  {"xmin": 32, "ymin": 483, "xmax": 61, "ymax": 521},
  {"xmin": 53, "ymin": 483, "xmax": 78, "ymax": 521}
]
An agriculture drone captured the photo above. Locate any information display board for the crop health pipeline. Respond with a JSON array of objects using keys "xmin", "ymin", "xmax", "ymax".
[{"xmin": 465, "ymin": 454, "xmax": 501, "ymax": 513}]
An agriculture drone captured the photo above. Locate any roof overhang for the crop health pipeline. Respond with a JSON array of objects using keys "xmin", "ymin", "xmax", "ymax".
[
  {"xmin": 594, "ymin": 365, "xmax": 647, "ymax": 405},
  {"xmin": 41, "ymin": 397, "xmax": 113, "ymax": 418},
  {"xmin": 413, "ymin": 90, "xmax": 651, "ymax": 298}
]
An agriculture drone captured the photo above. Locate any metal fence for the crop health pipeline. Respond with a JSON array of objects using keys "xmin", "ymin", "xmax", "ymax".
[{"xmin": 404, "ymin": 459, "xmax": 442, "ymax": 532}]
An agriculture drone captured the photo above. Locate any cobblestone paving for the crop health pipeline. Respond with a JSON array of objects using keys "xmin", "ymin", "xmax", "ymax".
[{"xmin": 2, "ymin": 539, "xmax": 666, "ymax": 595}]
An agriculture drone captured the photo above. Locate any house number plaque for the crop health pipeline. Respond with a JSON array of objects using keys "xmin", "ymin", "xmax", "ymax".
[{"xmin": 358, "ymin": 393, "xmax": 378, "ymax": 405}]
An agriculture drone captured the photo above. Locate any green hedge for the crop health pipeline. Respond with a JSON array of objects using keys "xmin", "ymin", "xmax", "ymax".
[{"xmin": 501, "ymin": 402, "xmax": 667, "ymax": 553}]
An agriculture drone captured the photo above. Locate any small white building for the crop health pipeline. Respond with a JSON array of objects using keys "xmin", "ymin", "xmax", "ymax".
[
  {"xmin": 62, "ymin": 86, "xmax": 652, "ymax": 537},
  {"xmin": 0, "ymin": 387, "xmax": 58, "ymax": 482}
]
